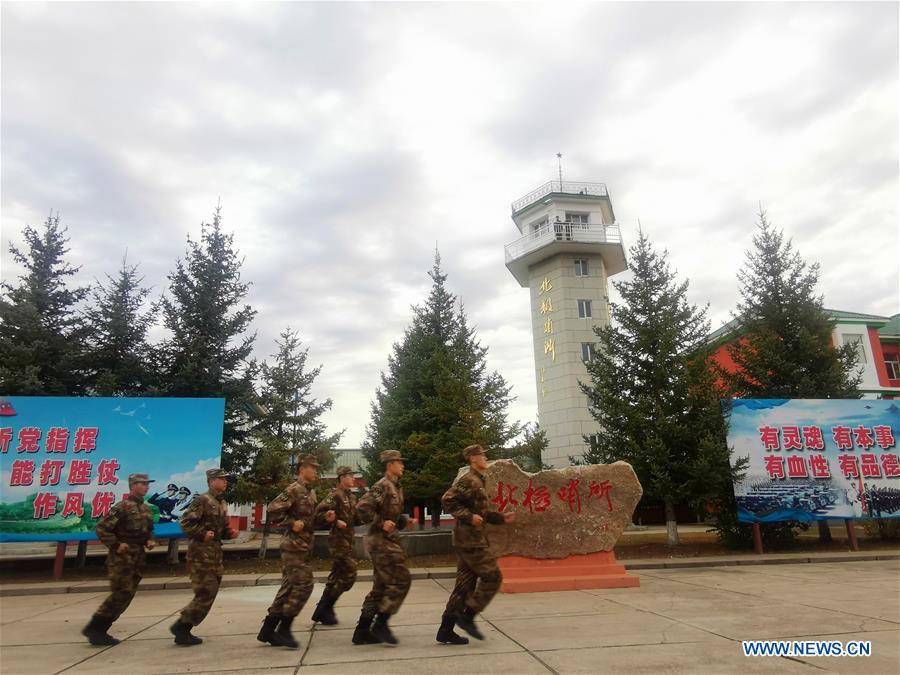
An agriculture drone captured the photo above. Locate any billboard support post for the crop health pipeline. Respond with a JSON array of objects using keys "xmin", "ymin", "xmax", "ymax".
[
  {"xmin": 52, "ymin": 542, "xmax": 66, "ymax": 580},
  {"xmin": 845, "ymin": 519, "xmax": 860, "ymax": 551},
  {"xmin": 752, "ymin": 522, "xmax": 764, "ymax": 554}
]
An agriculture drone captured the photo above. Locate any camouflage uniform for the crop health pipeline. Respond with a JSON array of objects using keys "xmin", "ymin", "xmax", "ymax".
[
  {"xmin": 178, "ymin": 489, "xmax": 232, "ymax": 625},
  {"xmin": 93, "ymin": 493, "xmax": 155, "ymax": 620},
  {"xmin": 442, "ymin": 466, "xmax": 506, "ymax": 616},
  {"xmin": 357, "ymin": 474, "xmax": 410, "ymax": 617},
  {"xmin": 266, "ymin": 478, "xmax": 320, "ymax": 618},
  {"xmin": 316, "ymin": 482, "xmax": 361, "ymax": 597}
]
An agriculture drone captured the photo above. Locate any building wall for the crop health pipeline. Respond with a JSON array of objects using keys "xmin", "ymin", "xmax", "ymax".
[
  {"xmin": 529, "ymin": 252, "xmax": 609, "ymax": 467},
  {"xmin": 831, "ymin": 322, "xmax": 882, "ymax": 391}
]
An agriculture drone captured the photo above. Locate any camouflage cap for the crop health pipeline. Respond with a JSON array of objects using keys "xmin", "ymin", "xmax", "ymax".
[
  {"xmin": 336, "ymin": 465, "xmax": 354, "ymax": 478},
  {"xmin": 379, "ymin": 450, "xmax": 406, "ymax": 463},
  {"xmin": 128, "ymin": 473, "xmax": 155, "ymax": 485},
  {"xmin": 463, "ymin": 444, "xmax": 486, "ymax": 459},
  {"xmin": 298, "ymin": 453, "xmax": 320, "ymax": 468},
  {"xmin": 206, "ymin": 468, "xmax": 228, "ymax": 482}
]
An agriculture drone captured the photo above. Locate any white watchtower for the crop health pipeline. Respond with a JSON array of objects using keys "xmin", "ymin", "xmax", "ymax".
[{"xmin": 504, "ymin": 180, "xmax": 627, "ymax": 467}]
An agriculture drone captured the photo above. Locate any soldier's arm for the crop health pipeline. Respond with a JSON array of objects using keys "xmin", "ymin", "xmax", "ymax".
[
  {"xmin": 95, "ymin": 502, "xmax": 123, "ymax": 548},
  {"xmin": 356, "ymin": 485, "xmax": 382, "ymax": 526},
  {"xmin": 442, "ymin": 477, "xmax": 476, "ymax": 524},
  {"xmin": 314, "ymin": 490, "xmax": 337, "ymax": 529},
  {"xmin": 267, "ymin": 486, "xmax": 296, "ymax": 529},
  {"xmin": 219, "ymin": 502, "xmax": 233, "ymax": 539},
  {"xmin": 179, "ymin": 496, "xmax": 208, "ymax": 541}
]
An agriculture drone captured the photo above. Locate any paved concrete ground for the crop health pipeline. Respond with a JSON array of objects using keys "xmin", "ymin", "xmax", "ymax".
[{"xmin": 1, "ymin": 559, "xmax": 897, "ymax": 674}]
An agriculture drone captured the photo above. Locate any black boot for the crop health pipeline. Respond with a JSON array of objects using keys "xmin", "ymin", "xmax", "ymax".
[
  {"xmin": 257, "ymin": 613, "xmax": 280, "ymax": 645},
  {"xmin": 351, "ymin": 612, "xmax": 380, "ymax": 645},
  {"xmin": 371, "ymin": 612, "xmax": 397, "ymax": 645},
  {"xmin": 312, "ymin": 591, "xmax": 339, "ymax": 625},
  {"xmin": 82, "ymin": 615, "xmax": 120, "ymax": 646},
  {"xmin": 274, "ymin": 615, "xmax": 299, "ymax": 649},
  {"xmin": 170, "ymin": 619, "xmax": 203, "ymax": 646},
  {"xmin": 436, "ymin": 613, "xmax": 469, "ymax": 645},
  {"xmin": 454, "ymin": 606, "xmax": 484, "ymax": 641}
]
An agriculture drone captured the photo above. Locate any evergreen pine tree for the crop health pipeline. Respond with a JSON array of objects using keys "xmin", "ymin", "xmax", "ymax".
[
  {"xmin": 363, "ymin": 252, "xmax": 520, "ymax": 524},
  {"xmin": 726, "ymin": 209, "xmax": 861, "ymax": 398},
  {"xmin": 84, "ymin": 254, "xmax": 157, "ymax": 395},
  {"xmin": 159, "ymin": 205, "xmax": 258, "ymax": 471},
  {"xmin": 724, "ymin": 209, "xmax": 861, "ymax": 544},
  {"xmin": 580, "ymin": 230, "xmax": 737, "ymax": 545},
  {"xmin": 494, "ymin": 422, "xmax": 550, "ymax": 473},
  {"xmin": 0, "ymin": 214, "xmax": 89, "ymax": 394}
]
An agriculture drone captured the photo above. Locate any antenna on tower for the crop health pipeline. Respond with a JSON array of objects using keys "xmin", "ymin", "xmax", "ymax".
[{"xmin": 556, "ymin": 152, "xmax": 563, "ymax": 184}]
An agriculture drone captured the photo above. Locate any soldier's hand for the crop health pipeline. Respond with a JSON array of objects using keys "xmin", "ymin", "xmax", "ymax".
[
  {"xmin": 146, "ymin": 539, "xmax": 157, "ymax": 550},
  {"xmin": 336, "ymin": 519, "xmax": 347, "ymax": 529},
  {"xmin": 116, "ymin": 543, "xmax": 129, "ymax": 555},
  {"xmin": 292, "ymin": 520, "xmax": 305, "ymax": 533},
  {"xmin": 503, "ymin": 513, "xmax": 516, "ymax": 524},
  {"xmin": 325, "ymin": 510, "xmax": 336, "ymax": 523},
  {"xmin": 471, "ymin": 514, "xmax": 484, "ymax": 527},
  {"xmin": 204, "ymin": 530, "xmax": 215, "ymax": 542},
  {"xmin": 383, "ymin": 520, "xmax": 396, "ymax": 533}
]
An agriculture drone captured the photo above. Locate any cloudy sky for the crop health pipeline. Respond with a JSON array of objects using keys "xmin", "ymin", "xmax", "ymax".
[{"xmin": 2, "ymin": 2, "xmax": 897, "ymax": 447}]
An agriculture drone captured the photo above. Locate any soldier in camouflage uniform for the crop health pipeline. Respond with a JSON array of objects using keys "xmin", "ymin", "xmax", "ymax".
[
  {"xmin": 257, "ymin": 454, "xmax": 333, "ymax": 649},
  {"xmin": 312, "ymin": 465, "xmax": 361, "ymax": 626},
  {"xmin": 82, "ymin": 473, "xmax": 157, "ymax": 646},
  {"xmin": 354, "ymin": 450, "xmax": 411, "ymax": 645},
  {"xmin": 439, "ymin": 444, "xmax": 514, "ymax": 643},
  {"xmin": 170, "ymin": 468, "xmax": 238, "ymax": 646}
]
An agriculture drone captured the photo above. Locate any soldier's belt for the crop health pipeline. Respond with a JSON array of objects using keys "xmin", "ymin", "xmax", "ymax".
[{"xmin": 119, "ymin": 538, "xmax": 150, "ymax": 545}]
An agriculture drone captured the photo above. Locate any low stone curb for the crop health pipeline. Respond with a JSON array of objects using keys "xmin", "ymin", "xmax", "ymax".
[{"xmin": 1, "ymin": 552, "xmax": 896, "ymax": 597}]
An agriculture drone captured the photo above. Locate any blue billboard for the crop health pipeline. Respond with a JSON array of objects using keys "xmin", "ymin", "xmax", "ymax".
[
  {"xmin": 727, "ymin": 399, "xmax": 900, "ymax": 522},
  {"xmin": 0, "ymin": 396, "xmax": 225, "ymax": 541}
]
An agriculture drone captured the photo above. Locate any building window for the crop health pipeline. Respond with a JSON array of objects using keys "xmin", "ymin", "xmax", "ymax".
[
  {"xmin": 574, "ymin": 259, "xmax": 589, "ymax": 277},
  {"xmin": 530, "ymin": 217, "xmax": 548, "ymax": 235},
  {"xmin": 841, "ymin": 334, "xmax": 867, "ymax": 364},
  {"xmin": 578, "ymin": 299, "xmax": 592, "ymax": 318},
  {"xmin": 565, "ymin": 212, "xmax": 589, "ymax": 224},
  {"xmin": 581, "ymin": 342, "xmax": 597, "ymax": 362},
  {"xmin": 887, "ymin": 359, "xmax": 900, "ymax": 380}
]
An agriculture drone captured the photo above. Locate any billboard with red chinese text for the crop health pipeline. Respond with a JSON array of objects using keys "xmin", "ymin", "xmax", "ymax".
[
  {"xmin": 0, "ymin": 396, "xmax": 225, "ymax": 541},
  {"xmin": 727, "ymin": 399, "xmax": 899, "ymax": 522}
]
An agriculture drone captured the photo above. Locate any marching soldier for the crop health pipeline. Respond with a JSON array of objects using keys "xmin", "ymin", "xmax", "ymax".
[
  {"xmin": 82, "ymin": 473, "xmax": 157, "ymax": 646},
  {"xmin": 312, "ymin": 465, "xmax": 362, "ymax": 625},
  {"xmin": 438, "ymin": 444, "xmax": 513, "ymax": 643},
  {"xmin": 354, "ymin": 450, "xmax": 411, "ymax": 645},
  {"xmin": 257, "ymin": 454, "xmax": 333, "ymax": 649},
  {"xmin": 170, "ymin": 468, "xmax": 238, "ymax": 646}
]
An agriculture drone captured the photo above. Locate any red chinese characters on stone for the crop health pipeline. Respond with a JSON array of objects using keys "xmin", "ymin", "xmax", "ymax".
[
  {"xmin": 556, "ymin": 479, "xmax": 582, "ymax": 513},
  {"xmin": 522, "ymin": 478, "xmax": 551, "ymax": 513},
  {"xmin": 587, "ymin": 479, "xmax": 614, "ymax": 512},
  {"xmin": 45, "ymin": 427, "xmax": 70, "ymax": 453},
  {"xmin": 759, "ymin": 426, "xmax": 780, "ymax": 451},
  {"xmin": 17, "ymin": 427, "xmax": 41, "ymax": 453},
  {"xmin": 73, "ymin": 427, "xmax": 99, "ymax": 453},
  {"xmin": 491, "ymin": 481, "xmax": 519, "ymax": 513}
]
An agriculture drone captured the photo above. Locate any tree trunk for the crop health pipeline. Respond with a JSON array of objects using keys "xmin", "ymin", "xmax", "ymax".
[
  {"xmin": 167, "ymin": 538, "xmax": 179, "ymax": 564},
  {"xmin": 664, "ymin": 500, "xmax": 680, "ymax": 546},
  {"xmin": 258, "ymin": 519, "xmax": 270, "ymax": 560},
  {"xmin": 817, "ymin": 520, "xmax": 833, "ymax": 543},
  {"xmin": 417, "ymin": 505, "xmax": 426, "ymax": 529},
  {"xmin": 431, "ymin": 500, "xmax": 441, "ymax": 528}
]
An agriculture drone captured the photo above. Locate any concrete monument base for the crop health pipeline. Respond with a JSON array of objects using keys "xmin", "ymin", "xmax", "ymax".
[{"xmin": 499, "ymin": 550, "xmax": 640, "ymax": 593}]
